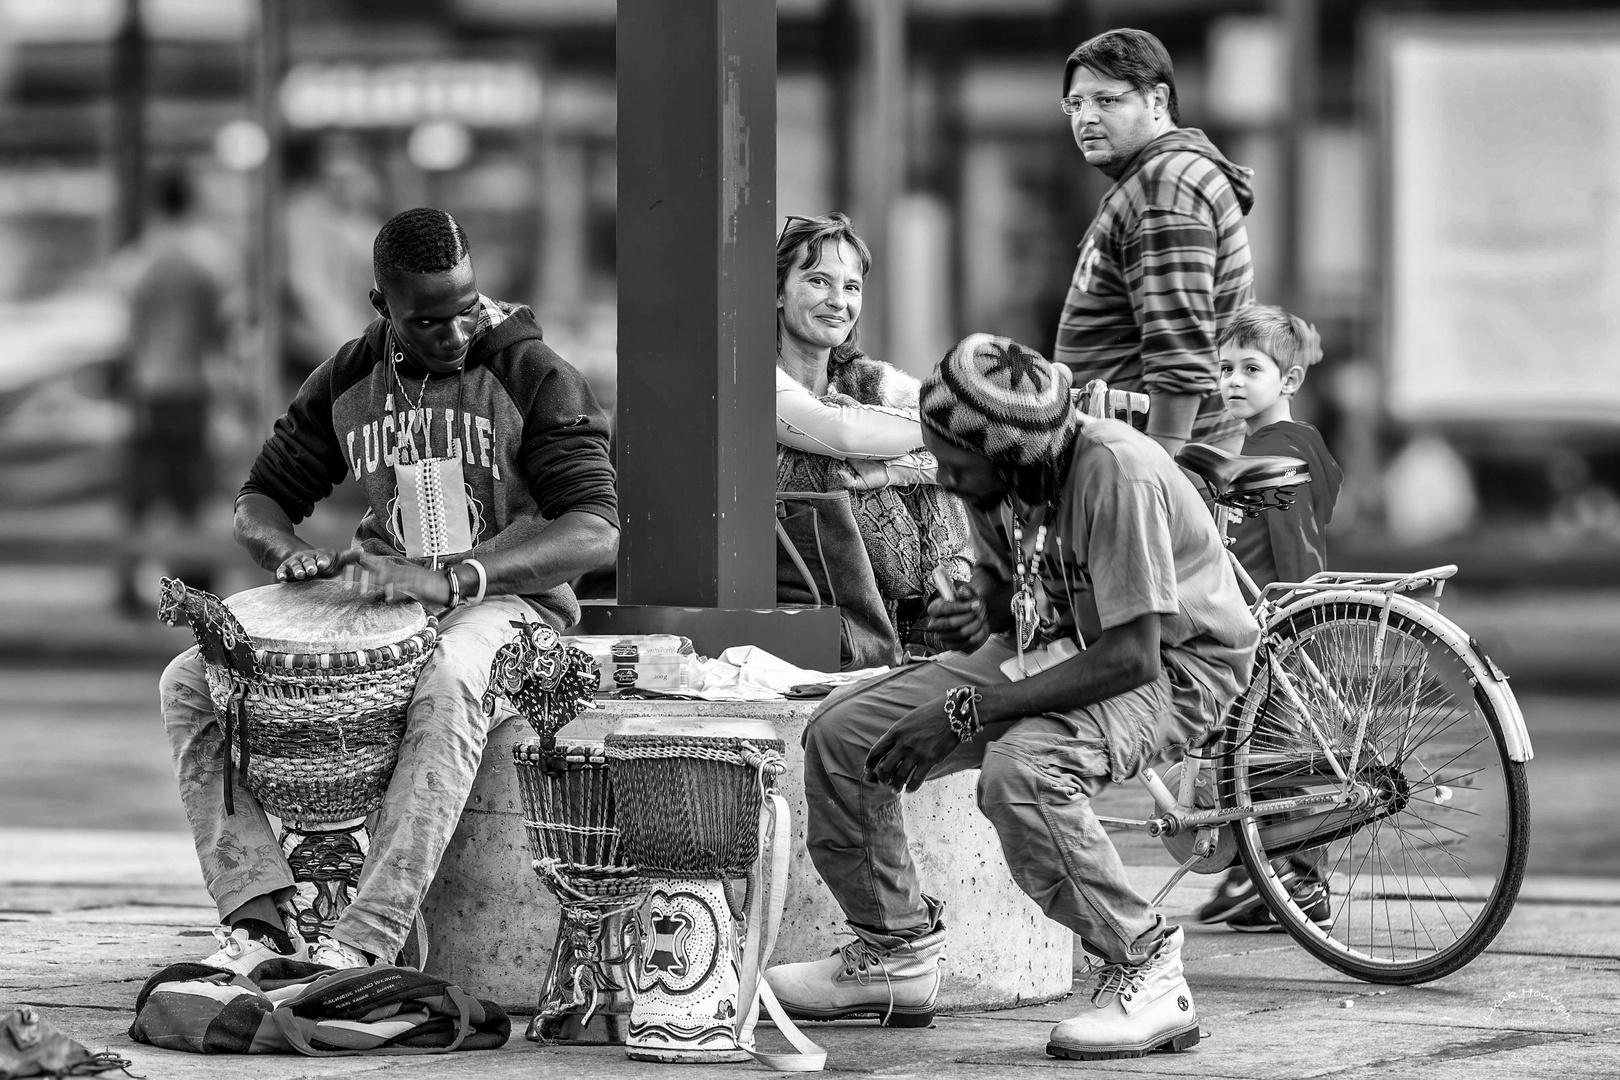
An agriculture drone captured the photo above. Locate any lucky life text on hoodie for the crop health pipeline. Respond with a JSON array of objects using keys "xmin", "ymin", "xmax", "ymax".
[{"xmin": 240, "ymin": 296, "xmax": 618, "ymax": 627}]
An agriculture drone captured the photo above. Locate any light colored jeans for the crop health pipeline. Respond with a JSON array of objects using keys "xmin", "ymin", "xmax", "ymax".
[
  {"xmin": 161, "ymin": 594, "xmax": 535, "ymax": 959},
  {"xmin": 802, "ymin": 634, "xmax": 1226, "ymax": 964}
]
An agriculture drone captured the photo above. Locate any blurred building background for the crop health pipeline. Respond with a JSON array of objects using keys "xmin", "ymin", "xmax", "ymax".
[{"xmin": 1, "ymin": 0, "xmax": 1619, "ymax": 639}]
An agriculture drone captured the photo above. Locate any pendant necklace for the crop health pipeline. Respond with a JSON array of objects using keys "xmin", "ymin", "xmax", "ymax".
[{"xmin": 1010, "ymin": 504, "xmax": 1050, "ymax": 666}]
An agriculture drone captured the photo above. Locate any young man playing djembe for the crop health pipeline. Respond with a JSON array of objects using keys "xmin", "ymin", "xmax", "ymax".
[
  {"xmin": 766, "ymin": 335, "xmax": 1259, "ymax": 1060},
  {"xmin": 158, "ymin": 207, "xmax": 619, "ymax": 971}
]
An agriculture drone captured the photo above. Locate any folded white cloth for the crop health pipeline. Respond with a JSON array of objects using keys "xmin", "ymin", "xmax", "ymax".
[{"xmin": 685, "ymin": 645, "xmax": 888, "ymax": 701}]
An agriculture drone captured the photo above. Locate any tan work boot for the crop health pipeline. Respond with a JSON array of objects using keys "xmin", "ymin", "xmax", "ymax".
[
  {"xmin": 1046, "ymin": 926, "xmax": 1200, "ymax": 1060},
  {"xmin": 765, "ymin": 925, "xmax": 946, "ymax": 1027}
]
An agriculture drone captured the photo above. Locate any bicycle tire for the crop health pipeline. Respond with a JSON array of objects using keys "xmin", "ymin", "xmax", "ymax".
[{"xmin": 1218, "ymin": 592, "xmax": 1530, "ymax": 984}]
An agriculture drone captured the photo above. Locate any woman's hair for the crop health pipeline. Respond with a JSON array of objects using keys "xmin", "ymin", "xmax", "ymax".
[
  {"xmin": 1063, "ymin": 28, "xmax": 1180, "ymax": 125},
  {"xmin": 1219, "ymin": 303, "xmax": 1323, "ymax": 376},
  {"xmin": 775, "ymin": 212, "xmax": 872, "ymax": 360}
]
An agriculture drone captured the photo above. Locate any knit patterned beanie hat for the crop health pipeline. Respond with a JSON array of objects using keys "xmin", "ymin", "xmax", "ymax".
[{"xmin": 920, "ymin": 333, "xmax": 1077, "ymax": 468}]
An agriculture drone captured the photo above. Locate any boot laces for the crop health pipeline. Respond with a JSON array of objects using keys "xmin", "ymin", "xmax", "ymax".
[
  {"xmin": 832, "ymin": 936, "xmax": 897, "ymax": 1025},
  {"xmin": 1089, "ymin": 951, "xmax": 1157, "ymax": 1008},
  {"xmin": 835, "ymin": 937, "xmax": 889, "ymax": 982}
]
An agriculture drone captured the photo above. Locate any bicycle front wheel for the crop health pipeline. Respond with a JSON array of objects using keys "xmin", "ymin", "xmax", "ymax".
[{"xmin": 1219, "ymin": 592, "xmax": 1530, "ymax": 984}]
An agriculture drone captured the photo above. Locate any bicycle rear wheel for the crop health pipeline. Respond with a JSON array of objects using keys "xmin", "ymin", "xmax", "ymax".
[{"xmin": 1219, "ymin": 592, "xmax": 1530, "ymax": 984}]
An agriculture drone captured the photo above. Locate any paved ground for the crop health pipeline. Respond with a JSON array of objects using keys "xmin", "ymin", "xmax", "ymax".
[{"xmin": 3, "ymin": 828, "xmax": 1618, "ymax": 1079}]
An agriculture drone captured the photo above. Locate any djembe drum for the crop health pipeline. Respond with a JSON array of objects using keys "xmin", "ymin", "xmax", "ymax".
[
  {"xmin": 605, "ymin": 717, "xmax": 790, "ymax": 1065},
  {"xmin": 159, "ymin": 577, "xmax": 437, "ymax": 944},
  {"xmin": 483, "ymin": 620, "xmax": 642, "ymax": 1045}
]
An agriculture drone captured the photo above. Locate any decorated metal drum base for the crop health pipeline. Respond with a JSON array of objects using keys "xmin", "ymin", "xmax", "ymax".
[
  {"xmin": 531, "ymin": 906, "xmax": 638, "ymax": 1044},
  {"xmin": 279, "ymin": 818, "xmax": 368, "ymax": 942},
  {"xmin": 628, "ymin": 878, "xmax": 749, "ymax": 1063}
]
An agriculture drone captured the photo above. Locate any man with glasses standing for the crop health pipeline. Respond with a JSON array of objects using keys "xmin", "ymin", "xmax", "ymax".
[{"xmin": 1056, "ymin": 28, "xmax": 1256, "ymax": 456}]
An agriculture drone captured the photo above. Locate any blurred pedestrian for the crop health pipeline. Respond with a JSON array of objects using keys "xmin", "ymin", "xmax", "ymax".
[
  {"xmin": 282, "ymin": 136, "xmax": 383, "ymax": 398},
  {"xmin": 114, "ymin": 163, "xmax": 233, "ymax": 614},
  {"xmin": 1054, "ymin": 27, "xmax": 1256, "ymax": 457}
]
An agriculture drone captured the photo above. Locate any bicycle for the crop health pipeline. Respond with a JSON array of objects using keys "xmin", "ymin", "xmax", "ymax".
[{"xmin": 1075, "ymin": 381, "xmax": 1532, "ymax": 985}]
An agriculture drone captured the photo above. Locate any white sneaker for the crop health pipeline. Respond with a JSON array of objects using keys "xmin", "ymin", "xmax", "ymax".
[
  {"xmin": 201, "ymin": 925, "xmax": 308, "ymax": 975},
  {"xmin": 765, "ymin": 927, "xmax": 946, "ymax": 1027},
  {"xmin": 309, "ymin": 937, "xmax": 375, "ymax": 970},
  {"xmin": 1046, "ymin": 926, "xmax": 1200, "ymax": 1060}
]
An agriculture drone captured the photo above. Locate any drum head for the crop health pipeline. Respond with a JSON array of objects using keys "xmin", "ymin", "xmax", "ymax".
[
  {"xmin": 224, "ymin": 579, "xmax": 428, "ymax": 654},
  {"xmin": 610, "ymin": 715, "xmax": 780, "ymax": 743}
]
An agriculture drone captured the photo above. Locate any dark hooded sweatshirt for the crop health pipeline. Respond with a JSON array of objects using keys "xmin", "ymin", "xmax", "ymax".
[
  {"xmin": 241, "ymin": 296, "xmax": 617, "ymax": 629},
  {"xmin": 1231, "ymin": 420, "xmax": 1343, "ymax": 588},
  {"xmin": 1053, "ymin": 127, "xmax": 1256, "ymax": 448}
]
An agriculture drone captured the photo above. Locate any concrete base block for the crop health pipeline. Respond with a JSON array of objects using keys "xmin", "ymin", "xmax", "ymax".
[{"xmin": 421, "ymin": 699, "xmax": 1074, "ymax": 1012}]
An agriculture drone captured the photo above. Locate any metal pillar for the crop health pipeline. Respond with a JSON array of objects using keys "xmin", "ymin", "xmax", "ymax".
[
  {"xmin": 606, "ymin": 0, "xmax": 840, "ymax": 668},
  {"xmin": 253, "ymin": 0, "xmax": 288, "ymax": 436},
  {"xmin": 1276, "ymin": 0, "xmax": 1317, "ymax": 315},
  {"xmin": 850, "ymin": 0, "xmax": 905, "ymax": 360},
  {"xmin": 111, "ymin": 0, "xmax": 147, "ymax": 246}
]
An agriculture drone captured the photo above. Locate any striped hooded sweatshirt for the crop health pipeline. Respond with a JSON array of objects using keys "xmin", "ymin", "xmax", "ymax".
[
  {"xmin": 241, "ymin": 296, "xmax": 617, "ymax": 628},
  {"xmin": 1053, "ymin": 127, "xmax": 1255, "ymax": 449}
]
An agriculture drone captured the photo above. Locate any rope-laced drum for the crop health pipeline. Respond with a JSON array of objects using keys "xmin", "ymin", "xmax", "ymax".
[
  {"xmin": 483, "ymin": 620, "xmax": 640, "ymax": 1045},
  {"xmin": 605, "ymin": 717, "xmax": 789, "ymax": 1065},
  {"xmin": 159, "ymin": 576, "xmax": 437, "ymax": 942}
]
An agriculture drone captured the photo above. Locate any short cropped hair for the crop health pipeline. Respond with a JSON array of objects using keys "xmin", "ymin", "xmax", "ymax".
[
  {"xmin": 1220, "ymin": 304, "xmax": 1323, "ymax": 376},
  {"xmin": 775, "ymin": 212, "xmax": 873, "ymax": 356},
  {"xmin": 1063, "ymin": 28, "xmax": 1180, "ymax": 125},
  {"xmin": 373, "ymin": 207, "xmax": 471, "ymax": 286}
]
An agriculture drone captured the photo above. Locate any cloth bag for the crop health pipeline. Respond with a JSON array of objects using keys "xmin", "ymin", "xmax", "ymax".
[
  {"xmin": 129, "ymin": 960, "xmax": 509, "ymax": 1056},
  {"xmin": 0, "ymin": 1007, "xmax": 131, "ymax": 1079},
  {"xmin": 775, "ymin": 490, "xmax": 902, "ymax": 670}
]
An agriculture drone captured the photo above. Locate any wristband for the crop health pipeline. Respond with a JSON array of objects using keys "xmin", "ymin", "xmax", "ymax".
[
  {"xmin": 944, "ymin": 685, "xmax": 983, "ymax": 743},
  {"xmin": 445, "ymin": 565, "xmax": 463, "ymax": 609},
  {"xmin": 462, "ymin": 558, "xmax": 487, "ymax": 604}
]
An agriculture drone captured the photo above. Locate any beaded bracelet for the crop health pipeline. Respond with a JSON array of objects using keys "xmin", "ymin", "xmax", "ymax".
[{"xmin": 944, "ymin": 685, "xmax": 983, "ymax": 743}]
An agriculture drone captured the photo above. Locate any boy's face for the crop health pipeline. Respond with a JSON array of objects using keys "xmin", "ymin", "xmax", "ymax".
[
  {"xmin": 369, "ymin": 256, "xmax": 480, "ymax": 375},
  {"xmin": 1219, "ymin": 344, "xmax": 1299, "ymax": 427}
]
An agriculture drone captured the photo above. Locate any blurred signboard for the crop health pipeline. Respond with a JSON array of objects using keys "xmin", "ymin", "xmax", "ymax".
[
  {"xmin": 280, "ymin": 61, "xmax": 541, "ymax": 129},
  {"xmin": 0, "ymin": 0, "xmax": 250, "ymax": 40},
  {"xmin": 1383, "ymin": 19, "xmax": 1620, "ymax": 424}
]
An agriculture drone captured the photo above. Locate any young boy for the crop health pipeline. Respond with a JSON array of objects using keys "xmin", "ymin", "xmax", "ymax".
[{"xmin": 1196, "ymin": 303, "xmax": 1343, "ymax": 931}]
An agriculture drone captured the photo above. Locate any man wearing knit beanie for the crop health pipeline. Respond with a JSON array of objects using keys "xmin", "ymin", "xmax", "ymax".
[{"xmin": 767, "ymin": 334, "xmax": 1260, "ymax": 1061}]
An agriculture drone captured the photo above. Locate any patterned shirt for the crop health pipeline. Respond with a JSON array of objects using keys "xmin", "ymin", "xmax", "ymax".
[{"xmin": 1054, "ymin": 127, "xmax": 1256, "ymax": 448}]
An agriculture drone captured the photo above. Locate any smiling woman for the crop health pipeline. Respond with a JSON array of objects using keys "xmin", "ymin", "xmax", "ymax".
[{"xmin": 772, "ymin": 213, "xmax": 972, "ymax": 663}]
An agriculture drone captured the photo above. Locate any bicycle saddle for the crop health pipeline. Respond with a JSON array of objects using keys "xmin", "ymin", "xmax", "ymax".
[{"xmin": 1175, "ymin": 442, "xmax": 1311, "ymax": 499}]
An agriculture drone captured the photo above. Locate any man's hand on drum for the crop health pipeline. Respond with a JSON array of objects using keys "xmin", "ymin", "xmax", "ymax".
[
  {"xmin": 274, "ymin": 547, "xmax": 345, "ymax": 583},
  {"xmin": 865, "ymin": 699, "xmax": 961, "ymax": 793},
  {"xmin": 341, "ymin": 549, "xmax": 453, "ymax": 607}
]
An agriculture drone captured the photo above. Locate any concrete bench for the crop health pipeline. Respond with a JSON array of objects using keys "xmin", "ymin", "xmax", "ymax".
[{"xmin": 421, "ymin": 699, "xmax": 1074, "ymax": 1012}]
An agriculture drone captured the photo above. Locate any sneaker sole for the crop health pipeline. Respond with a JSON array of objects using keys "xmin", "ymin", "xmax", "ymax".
[
  {"xmin": 1193, "ymin": 892, "xmax": 1265, "ymax": 925},
  {"xmin": 779, "ymin": 1003, "xmax": 935, "ymax": 1028},
  {"xmin": 1046, "ymin": 1020, "xmax": 1201, "ymax": 1060},
  {"xmin": 1228, "ymin": 913, "xmax": 1332, "ymax": 934}
]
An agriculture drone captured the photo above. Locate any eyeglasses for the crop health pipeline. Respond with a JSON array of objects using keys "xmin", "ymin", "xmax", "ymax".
[
  {"xmin": 1059, "ymin": 87, "xmax": 1143, "ymax": 116},
  {"xmin": 778, "ymin": 214, "xmax": 818, "ymax": 241}
]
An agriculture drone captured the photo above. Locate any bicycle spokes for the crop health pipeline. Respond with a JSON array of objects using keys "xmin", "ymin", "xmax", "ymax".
[{"xmin": 1223, "ymin": 595, "xmax": 1528, "ymax": 984}]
